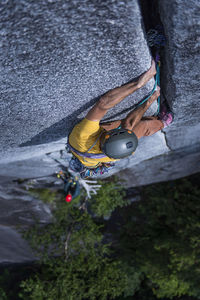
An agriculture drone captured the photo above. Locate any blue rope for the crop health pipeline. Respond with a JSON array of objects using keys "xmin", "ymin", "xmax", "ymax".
[
  {"xmin": 156, "ymin": 63, "xmax": 161, "ymax": 115},
  {"xmin": 145, "ymin": 26, "xmax": 165, "ymax": 115}
]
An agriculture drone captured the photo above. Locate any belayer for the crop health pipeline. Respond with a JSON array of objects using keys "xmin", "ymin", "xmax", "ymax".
[{"xmin": 67, "ymin": 60, "xmax": 173, "ymax": 178}]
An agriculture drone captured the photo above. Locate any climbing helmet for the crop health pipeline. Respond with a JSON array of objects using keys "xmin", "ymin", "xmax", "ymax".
[{"xmin": 100, "ymin": 128, "xmax": 138, "ymax": 159}]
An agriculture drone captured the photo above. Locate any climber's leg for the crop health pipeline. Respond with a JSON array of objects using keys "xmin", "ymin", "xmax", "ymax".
[
  {"xmin": 100, "ymin": 120, "xmax": 122, "ymax": 131},
  {"xmin": 100, "ymin": 111, "xmax": 173, "ymax": 138},
  {"xmin": 100, "ymin": 87, "xmax": 160, "ymax": 132},
  {"xmin": 132, "ymin": 117, "xmax": 164, "ymax": 139},
  {"xmin": 122, "ymin": 87, "xmax": 160, "ymax": 131},
  {"xmin": 86, "ymin": 60, "xmax": 156, "ymax": 121},
  {"xmin": 100, "ymin": 116, "xmax": 164, "ymax": 138}
]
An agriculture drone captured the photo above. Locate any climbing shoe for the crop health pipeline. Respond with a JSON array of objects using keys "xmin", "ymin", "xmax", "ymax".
[{"xmin": 158, "ymin": 104, "xmax": 174, "ymax": 128}]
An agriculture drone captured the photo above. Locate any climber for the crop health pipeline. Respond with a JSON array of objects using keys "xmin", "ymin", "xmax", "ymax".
[{"xmin": 68, "ymin": 60, "xmax": 173, "ymax": 178}]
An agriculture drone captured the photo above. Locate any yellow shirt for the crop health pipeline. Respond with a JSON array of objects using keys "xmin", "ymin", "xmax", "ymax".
[{"xmin": 68, "ymin": 118, "xmax": 117, "ymax": 167}]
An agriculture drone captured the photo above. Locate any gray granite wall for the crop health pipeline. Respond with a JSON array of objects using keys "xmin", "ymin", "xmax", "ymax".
[
  {"xmin": 0, "ymin": 0, "xmax": 199, "ymax": 264},
  {"xmin": 0, "ymin": 0, "xmax": 154, "ymax": 156},
  {"xmin": 118, "ymin": 0, "xmax": 200, "ymax": 187},
  {"xmin": 159, "ymin": 0, "xmax": 200, "ymax": 150}
]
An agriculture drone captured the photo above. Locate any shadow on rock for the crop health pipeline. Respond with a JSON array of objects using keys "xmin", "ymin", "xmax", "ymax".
[
  {"xmin": 19, "ymin": 75, "xmax": 149, "ymax": 147},
  {"xmin": 19, "ymin": 96, "xmax": 100, "ymax": 147}
]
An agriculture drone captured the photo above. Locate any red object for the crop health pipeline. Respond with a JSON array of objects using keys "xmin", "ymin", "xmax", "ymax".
[{"xmin": 65, "ymin": 194, "xmax": 72, "ymax": 202}]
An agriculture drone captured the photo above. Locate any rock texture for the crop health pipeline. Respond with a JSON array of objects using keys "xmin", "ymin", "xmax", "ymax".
[
  {"xmin": 0, "ymin": 176, "xmax": 53, "ymax": 226},
  {"xmin": 119, "ymin": 143, "xmax": 200, "ymax": 187},
  {"xmin": 0, "ymin": 225, "xmax": 35, "ymax": 264},
  {"xmin": 0, "ymin": 0, "xmax": 161, "ymax": 264},
  {"xmin": 159, "ymin": 0, "xmax": 200, "ymax": 150},
  {"xmin": 0, "ymin": 0, "xmax": 199, "ymax": 264},
  {"xmin": 119, "ymin": 0, "xmax": 200, "ymax": 185},
  {"xmin": 0, "ymin": 0, "xmax": 156, "ymax": 157}
]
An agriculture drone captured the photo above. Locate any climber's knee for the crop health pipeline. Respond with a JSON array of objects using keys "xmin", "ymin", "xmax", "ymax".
[
  {"xmin": 144, "ymin": 128, "xmax": 151, "ymax": 136},
  {"xmin": 122, "ymin": 118, "xmax": 134, "ymax": 131},
  {"xmin": 130, "ymin": 121, "xmax": 148, "ymax": 139}
]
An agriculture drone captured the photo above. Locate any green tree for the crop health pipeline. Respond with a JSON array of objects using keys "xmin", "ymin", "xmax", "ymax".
[
  {"xmin": 19, "ymin": 179, "xmax": 141, "ymax": 300},
  {"xmin": 87, "ymin": 177, "xmax": 128, "ymax": 218},
  {"xmin": 119, "ymin": 175, "xmax": 200, "ymax": 298}
]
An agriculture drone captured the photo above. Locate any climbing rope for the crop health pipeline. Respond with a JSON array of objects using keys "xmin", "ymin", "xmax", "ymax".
[
  {"xmin": 136, "ymin": 26, "xmax": 165, "ymax": 115},
  {"xmin": 135, "ymin": 61, "xmax": 160, "ymax": 115}
]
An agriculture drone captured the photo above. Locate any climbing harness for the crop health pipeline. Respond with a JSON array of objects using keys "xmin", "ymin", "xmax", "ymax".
[
  {"xmin": 67, "ymin": 131, "xmax": 107, "ymax": 160},
  {"xmin": 66, "ymin": 129, "xmax": 116, "ymax": 178},
  {"xmin": 81, "ymin": 162, "xmax": 115, "ymax": 178},
  {"xmin": 68, "ymin": 155, "xmax": 115, "ymax": 179}
]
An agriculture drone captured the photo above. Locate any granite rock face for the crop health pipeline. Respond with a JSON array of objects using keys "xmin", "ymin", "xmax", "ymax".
[
  {"xmin": 0, "ymin": 0, "xmax": 200, "ymax": 264},
  {"xmin": 159, "ymin": 0, "xmax": 200, "ymax": 150},
  {"xmin": 120, "ymin": 0, "xmax": 200, "ymax": 186},
  {"xmin": 0, "ymin": 175, "xmax": 54, "ymax": 265},
  {"xmin": 0, "ymin": 225, "xmax": 35, "ymax": 264},
  {"xmin": 0, "ymin": 0, "xmax": 155, "ymax": 157},
  {"xmin": 0, "ymin": 0, "xmax": 160, "ymax": 264},
  {"xmin": 119, "ymin": 143, "xmax": 200, "ymax": 188}
]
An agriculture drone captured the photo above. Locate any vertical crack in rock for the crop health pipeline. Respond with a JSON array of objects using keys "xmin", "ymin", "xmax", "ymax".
[
  {"xmin": 139, "ymin": 0, "xmax": 173, "ymax": 152},
  {"xmin": 139, "ymin": 0, "xmax": 168, "ymax": 105},
  {"xmin": 158, "ymin": 0, "xmax": 200, "ymax": 152},
  {"xmin": 140, "ymin": 0, "xmax": 161, "ymax": 33}
]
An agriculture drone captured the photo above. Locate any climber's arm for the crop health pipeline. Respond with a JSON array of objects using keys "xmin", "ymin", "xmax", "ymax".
[
  {"xmin": 86, "ymin": 60, "xmax": 156, "ymax": 122},
  {"xmin": 86, "ymin": 101, "xmax": 108, "ymax": 122},
  {"xmin": 86, "ymin": 82, "xmax": 139, "ymax": 122}
]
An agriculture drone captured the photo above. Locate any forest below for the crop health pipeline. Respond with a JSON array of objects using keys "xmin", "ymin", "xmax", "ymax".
[{"xmin": 0, "ymin": 172, "xmax": 200, "ymax": 300}]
